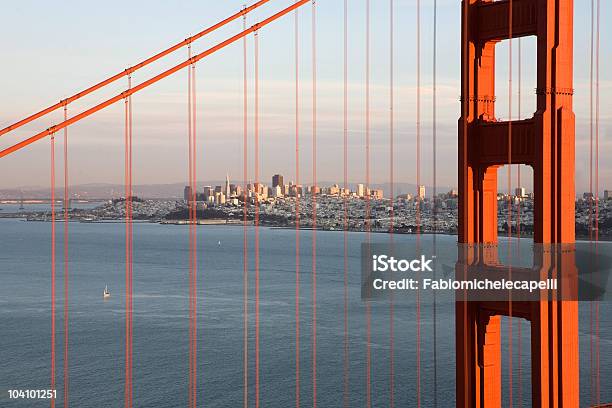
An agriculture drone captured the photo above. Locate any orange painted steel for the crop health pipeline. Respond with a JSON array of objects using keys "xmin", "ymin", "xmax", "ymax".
[
  {"xmin": 311, "ymin": 2, "xmax": 318, "ymax": 407},
  {"xmin": 0, "ymin": 0, "xmax": 270, "ymax": 139},
  {"xmin": 253, "ymin": 29, "xmax": 261, "ymax": 408},
  {"xmin": 0, "ymin": 0, "xmax": 310, "ymax": 160},
  {"xmin": 342, "ymin": 2, "xmax": 350, "ymax": 408},
  {"xmin": 50, "ymin": 135, "xmax": 57, "ymax": 408},
  {"xmin": 294, "ymin": 5, "xmax": 301, "ymax": 408},
  {"xmin": 62, "ymin": 106, "xmax": 70, "ymax": 408},
  {"xmin": 457, "ymin": 0, "xmax": 578, "ymax": 406},
  {"xmin": 364, "ymin": 2, "xmax": 372, "ymax": 407},
  {"xmin": 242, "ymin": 10, "xmax": 249, "ymax": 408}
]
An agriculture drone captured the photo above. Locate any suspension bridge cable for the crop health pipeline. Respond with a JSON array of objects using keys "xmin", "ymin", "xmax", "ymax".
[
  {"xmin": 62, "ymin": 104, "xmax": 70, "ymax": 408},
  {"xmin": 0, "ymin": 0, "xmax": 312, "ymax": 160},
  {"xmin": 589, "ymin": 0, "xmax": 595, "ymax": 402},
  {"xmin": 187, "ymin": 44, "xmax": 198, "ymax": 408},
  {"xmin": 128, "ymin": 75, "xmax": 134, "ymax": 408},
  {"xmin": 389, "ymin": 0, "xmax": 395, "ymax": 406},
  {"xmin": 187, "ymin": 43, "xmax": 193, "ymax": 407},
  {"xmin": 365, "ymin": 0, "xmax": 372, "ymax": 406},
  {"xmin": 589, "ymin": 0, "xmax": 595, "ymax": 241},
  {"xmin": 123, "ymin": 74, "xmax": 134, "ymax": 408},
  {"xmin": 415, "ymin": 0, "xmax": 421, "ymax": 406},
  {"xmin": 507, "ymin": 1, "xmax": 514, "ymax": 406},
  {"xmin": 242, "ymin": 8, "xmax": 249, "ymax": 408},
  {"xmin": 342, "ymin": 1, "xmax": 349, "ymax": 407},
  {"xmin": 50, "ymin": 132, "xmax": 57, "ymax": 408},
  {"xmin": 311, "ymin": 2, "xmax": 318, "ymax": 406},
  {"xmin": 432, "ymin": 0, "xmax": 438, "ymax": 405},
  {"xmin": 254, "ymin": 29, "xmax": 261, "ymax": 408},
  {"xmin": 517, "ymin": 37, "xmax": 522, "ymax": 408},
  {"xmin": 123, "ymin": 89, "xmax": 129, "ymax": 408},
  {"xmin": 595, "ymin": 0, "xmax": 600, "ymax": 402},
  {"xmin": 460, "ymin": 1, "xmax": 469, "ymax": 405},
  {"xmin": 0, "ymin": 1, "xmax": 272, "ymax": 138},
  {"xmin": 294, "ymin": 4, "xmax": 301, "ymax": 408}
]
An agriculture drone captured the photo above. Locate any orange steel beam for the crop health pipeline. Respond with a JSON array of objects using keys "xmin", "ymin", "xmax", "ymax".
[
  {"xmin": 0, "ymin": 0, "xmax": 270, "ymax": 138},
  {"xmin": 0, "ymin": 0, "xmax": 310, "ymax": 159}
]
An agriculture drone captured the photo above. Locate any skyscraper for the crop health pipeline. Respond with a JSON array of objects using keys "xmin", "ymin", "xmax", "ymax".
[
  {"xmin": 272, "ymin": 174, "xmax": 284, "ymax": 189},
  {"xmin": 357, "ymin": 183, "xmax": 365, "ymax": 197},
  {"xmin": 515, "ymin": 187, "xmax": 526, "ymax": 198},
  {"xmin": 225, "ymin": 174, "xmax": 231, "ymax": 198}
]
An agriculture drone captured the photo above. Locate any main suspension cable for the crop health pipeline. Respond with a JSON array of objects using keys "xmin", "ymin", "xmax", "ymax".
[
  {"xmin": 0, "ymin": 1, "xmax": 272, "ymax": 138},
  {"xmin": 0, "ymin": 0, "xmax": 312, "ymax": 160}
]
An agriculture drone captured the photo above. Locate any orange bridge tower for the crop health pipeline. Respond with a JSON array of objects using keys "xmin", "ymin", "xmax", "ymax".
[{"xmin": 457, "ymin": 0, "xmax": 578, "ymax": 406}]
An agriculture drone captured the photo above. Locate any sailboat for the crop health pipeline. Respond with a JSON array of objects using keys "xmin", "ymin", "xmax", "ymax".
[{"xmin": 103, "ymin": 285, "xmax": 111, "ymax": 299}]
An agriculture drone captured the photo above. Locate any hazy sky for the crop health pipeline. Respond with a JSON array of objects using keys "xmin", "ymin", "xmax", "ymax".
[{"xmin": 0, "ymin": 0, "xmax": 610, "ymax": 195}]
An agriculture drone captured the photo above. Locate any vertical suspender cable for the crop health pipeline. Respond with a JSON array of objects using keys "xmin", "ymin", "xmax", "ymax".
[
  {"xmin": 190, "ymin": 52, "xmax": 198, "ymax": 408},
  {"xmin": 517, "ymin": 37, "xmax": 522, "ymax": 408},
  {"xmin": 123, "ymin": 73, "xmax": 134, "ymax": 408},
  {"xmin": 63, "ymin": 105, "xmax": 70, "ymax": 408},
  {"xmin": 50, "ymin": 133, "xmax": 57, "ymax": 408},
  {"xmin": 589, "ymin": 0, "xmax": 594, "ymax": 242},
  {"xmin": 127, "ymin": 75, "xmax": 134, "ymax": 408},
  {"xmin": 415, "ymin": 0, "xmax": 421, "ymax": 406},
  {"xmin": 342, "ymin": 1, "xmax": 349, "ymax": 407},
  {"xmin": 187, "ymin": 43, "xmax": 194, "ymax": 408},
  {"xmin": 254, "ymin": 30, "xmax": 261, "ymax": 408},
  {"xmin": 594, "ymin": 0, "xmax": 600, "ymax": 403},
  {"xmin": 507, "ymin": 1, "xmax": 514, "ymax": 406},
  {"xmin": 294, "ymin": 4, "xmax": 301, "ymax": 408},
  {"xmin": 185, "ymin": 45, "xmax": 199, "ymax": 408},
  {"xmin": 365, "ymin": 0, "xmax": 372, "ymax": 406},
  {"xmin": 389, "ymin": 0, "xmax": 395, "ymax": 406},
  {"xmin": 123, "ymin": 74, "xmax": 133, "ymax": 408},
  {"xmin": 311, "ymin": 2, "xmax": 318, "ymax": 406},
  {"xmin": 242, "ymin": 8, "xmax": 249, "ymax": 408},
  {"xmin": 595, "ymin": 0, "xmax": 600, "ymax": 241},
  {"xmin": 123, "ymin": 88, "xmax": 128, "ymax": 408},
  {"xmin": 193, "ymin": 53, "xmax": 198, "ymax": 408},
  {"xmin": 589, "ymin": 0, "xmax": 594, "ymax": 401},
  {"xmin": 432, "ymin": 0, "xmax": 438, "ymax": 405},
  {"xmin": 460, "ymin": 1, "xmax": 469, "ymax": 405}
]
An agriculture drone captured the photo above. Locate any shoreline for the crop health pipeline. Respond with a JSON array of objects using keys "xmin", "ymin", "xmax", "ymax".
[{"xmin": 1, "ymin": 216, "xmax": 610, "ymax": 242}]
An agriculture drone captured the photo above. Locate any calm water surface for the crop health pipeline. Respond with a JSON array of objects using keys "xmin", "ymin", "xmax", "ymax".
[{"xmin": 0, "ymin": 219, "xmax": 610, "ymax": 407}]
